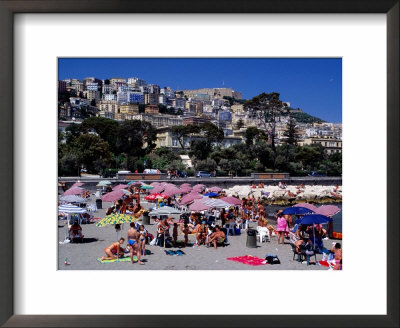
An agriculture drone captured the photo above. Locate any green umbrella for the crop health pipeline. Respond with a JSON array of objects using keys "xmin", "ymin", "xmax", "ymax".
[
  {"xmin": 97, "ymin": 180, "xmax": 112, "ymax": 187},
  {"xmin": 96, "ymin": 213, "xmax": 139, "ymax": 227},
  {"xmin": 140, "ymin": 184, "xmax": 154, "ymax": 190}
]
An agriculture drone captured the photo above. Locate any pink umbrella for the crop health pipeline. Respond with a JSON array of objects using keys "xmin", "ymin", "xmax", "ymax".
[
  {"xmin": 293, "ymin": 203, "xmax": 319, "ymax": 212},
  {"xmin": 208, "ymin": 186, "xmax": 222, "ymax": 193},
  {"xmin": 179, "ymin": 186, "xmax": 192, "ymax": 194},
  {"xmin": 63, "ymin": 187, "xmax": 85, "ymax": 196},
  {"xmin": 315, "ymin": 205, "xmax": 341, "ymax": 217},
  {"xmin": 150, "ymin": 182, "xmax": 160, "ymax": 187},
  {"xmin": 70, "ymin": 182, "xmax": 84, "ymax": 189},
  {"xmin": 163, "ymin": 187, "xmax": 182, "ymax": 197},
  {"xmin": 152, "ymin": 186, "xmax": 165, "ymax": 194},
  {"xmin": 112, "ymin": 184, "xmax": 128, "ymax": 191},
  {"xmin": 180, "ymin": 192, "xmax": 203, "ymax": 205},
  {"xmin": 193, "ymin": 184, "xmax": 205, "ymax": 192},
  {"xmin": 180, "ymin": 183, "xmax": 191, "ymax": 188},
  {"xmin": 220, "ymin": 196, "xmax": 242, "ymax": 205},
  {"xmin": 101, "ymin": 190, "xmax": 125, "ymax": 202},
  {"xmin": 189, "ymin": 199, "xmax": 211, "ymax": 212}
]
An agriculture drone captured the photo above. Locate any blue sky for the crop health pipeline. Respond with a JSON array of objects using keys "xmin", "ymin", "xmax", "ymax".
[{"xmin": 58, "ymin": 58, "xmax": 342, "ymax": 122}]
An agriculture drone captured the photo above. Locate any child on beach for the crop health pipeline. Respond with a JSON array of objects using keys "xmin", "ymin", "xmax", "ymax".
[{"xmin": 173, "ymin": 222, "xmax": 178, "ymax": 246}]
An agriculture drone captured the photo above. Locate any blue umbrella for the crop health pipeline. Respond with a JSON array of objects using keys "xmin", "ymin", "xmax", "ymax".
[
  {"xmin": 204, "ymin": 192, "xmax": 218, "ymax": 197},
  {"xmin": 295, "ymin": 214, "xmax": 333, "ymax": 225},
  {"xmin": 296, "ymin": 214, "xmax": 333, "ymax": 250},
  {"xmin": 282, "ymin": 206, "xmax": 314, "ymax": 215}
]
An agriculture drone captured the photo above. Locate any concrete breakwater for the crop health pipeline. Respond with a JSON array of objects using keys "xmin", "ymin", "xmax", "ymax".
[{"xmin": 59, "ymin": 176, "xmax": 342, "ymax": 192}]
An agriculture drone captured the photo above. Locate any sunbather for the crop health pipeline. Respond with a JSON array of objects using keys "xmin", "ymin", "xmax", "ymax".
[
  {"xmin": 101, "ymin": 238, "xmax": 125, "ymax": 261},
  {"xmin": 207, "ymin": 226, "xmax": 225, "ymax": 249}
]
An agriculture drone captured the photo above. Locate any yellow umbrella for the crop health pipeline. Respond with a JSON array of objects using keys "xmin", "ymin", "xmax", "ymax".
[{"xmin": 96, "ymin": 213, "xmax": 139, "ymax": 227}]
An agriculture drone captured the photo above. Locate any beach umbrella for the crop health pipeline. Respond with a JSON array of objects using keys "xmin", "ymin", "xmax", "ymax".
[
  {"xmin": 101, "ymin": 190, "xmax": 126, "ymax": 202},
  {"xmin": 208, "ymin": 186, "xmax": 222, "ymax": 193},
  {"xmin": 140, "ymin": 184, "xmax": 154, "ymax": 190},
  {"xmin": 145, "ymin": 193, "xmax": 168, "ymax": 201},
  {"xmin": 152, "ymin": 186, "xmax": 165, "ymax": 194},
  {"xmin": 112, "ymin": 184, "xmax": 128, "ymax": 191},
  {"xmin": 282, "ymin": 206, "xmax": 315, "ymax": 215},
  {"xmin": 63, "ymin": 187, "xmax": 85, "ymax": 196},
  {"xmin": 163, "ymin": 187, "xmax": 182, "ymax": 197},
  {"xmin": 294, "ymin": 203, "xmax": 319, "ymax": 212},
  {"xmin": 296, "ymin": 214, "xmax": 333, "ymax": 250},
  {"xmin": 96, "ymin": 213, "xmax": 139, "ymax": 227},
  {"xmin": 150, "ymin": 182, "xmax": 160, "ymax": 187},
  {"xmin": 203, "ymin": 198, "xmax": 230, "ymax": 209},
  {"xmin": 220, "ymin": 196, "xmax": 241, "ymax": 206},
  {"xmin": 204, "ymin": 192, "xmax": 219, "ymax": 197},
  {"xmin": 70, "ymin": 182, "xmax": 84, "ymax": 189},
  {"xmin": 121, "ymin": 189, "xmax": 132, "ymax": 196},
  {"xmin": 97, "ymin": 180, "xmax": 112, "ymax": 187},
  {"xmin": 315, "ymin": 205, "xmax": 341, "ymax": 217},
  {"xmin": 180, "ymin": 183, "xmax": 191, "ymax": 188},
  {"xmin": 149, "ymin": 206, "xmax": 181, "ymax": 216},
  {"xmin": 59, "ymin": 195, "xmax": 87, "ymax": 203},
  {"xmin": 192, "ymin": 184, "xmax": 205, "ymax": 191},
  {"xmin": 179, "ymin": 186, "xmax": 192, "ymax": 193},
  {"xmin": 179, "ymin": 192, "xmax": 203, "ymax": 205},
  {"xmin": 189, "ymin": 199, "xmax": 211, "ymax": 212},
  {"xmin": 58, "ymin": 204, "xmax": 87, "ymax": 214}
]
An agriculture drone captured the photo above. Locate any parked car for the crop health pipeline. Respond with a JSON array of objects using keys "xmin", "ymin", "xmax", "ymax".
[
  {"xmin": 196, "ymin": 171, "xmax": 211, "ymax": 178},
  {"xmin": 308, "ymin": 171, "xmax": 326, "ymax": 177},
  {"xmin": 176, "ymin": 170, "xmax": 187, "ymax": 178}
]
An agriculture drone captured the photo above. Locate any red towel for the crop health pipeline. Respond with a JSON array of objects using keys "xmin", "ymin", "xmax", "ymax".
[{"xmin": 227, "ymin": 255, "xmax": 267, "ymax": 266}]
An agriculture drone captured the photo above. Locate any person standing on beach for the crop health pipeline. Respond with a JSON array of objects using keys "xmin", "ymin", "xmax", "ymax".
[
  {"xmin": 127, "ymin": 222, "xmax": 143, "ymax": 265},
  {"xmin": 276, "ymin": 211, "xmax": 287, "ymax": 245}
]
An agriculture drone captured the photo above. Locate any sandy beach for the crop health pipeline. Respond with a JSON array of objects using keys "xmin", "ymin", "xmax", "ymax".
[{"xmin": 58, "ymin": 195, "xmax": 339, "ymax": 270}]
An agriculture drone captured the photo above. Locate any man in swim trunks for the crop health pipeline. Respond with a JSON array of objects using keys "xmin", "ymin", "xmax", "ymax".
[
  {"xmin": 127, "ymin": 222, "xmax": 143, "ymax": 265},
  {"xmin": 207, "ymin": 226, "xmax": 225, "ymax": 249}
]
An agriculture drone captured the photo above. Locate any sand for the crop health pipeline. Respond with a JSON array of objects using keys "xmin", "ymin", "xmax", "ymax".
[{"xmin": 58, "ymin": 196, "xmax": 338, "ymax": 270}]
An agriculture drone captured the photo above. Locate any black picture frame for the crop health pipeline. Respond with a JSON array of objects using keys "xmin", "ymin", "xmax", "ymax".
[{"xmin": 0, "ymin": 0, "xmax": 398, "ymax": 327}]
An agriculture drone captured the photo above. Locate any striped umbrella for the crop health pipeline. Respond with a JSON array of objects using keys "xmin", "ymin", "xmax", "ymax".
[
  {"xmin": 140, "ymin": 184, "xmax": 154, "ymax": 190},
  {"xmin": 220, "ymin": 196, "xmax": 242, "ymax": 205},
  {"xmin": 293, "ymin": 203, "xmax": 319, "ymax": 212},
  {"xmin": 179, "ymin": 192, "xmax": 203, "ymax": 205},
  {"xmin": 58, "ymin": 204, "xmax": 87, "ymax": 214},
  {"xmin": 97, "ymin": 180, "xmax": 112, "ymax": 187},
  {"xmin": 315, "ymin": 205, "xmax": 341, "ymax": 217},
  {"xmin": 59, "ymin": 195, "xmax": 87, "ymax": 203},
  {"xmin": 189, "ymin": 199, "xmax": 211, "ymax": 212},
  {"xmin": 96, "ymin": 213, "xmax": 139, "ymax": 227},
  {"xmin": 70, "ymin": 182, "xmax": 84, "ymax": 189}
]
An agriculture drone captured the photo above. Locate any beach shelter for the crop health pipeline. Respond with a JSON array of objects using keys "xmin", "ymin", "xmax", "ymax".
[
  {"xmin": 152, "ymin": 186, "xmax": 165, "ymax": 194},
  {"xmin": 63, "ymin": 187, "xmax": 85, "ymax": 196},
  {"xmin": 203, "ymin": 198, "xmax": 230, "ymax": 209},
  {"xmin": 295, "ymin": 214, "xmax": 333, "ymax": 250},
  {"xmin": 315, "ymin": 205, "xmax": 341, "ymax": 217},
  {"xmin": 203, "ymin": 192, "xmax": 219, "ymax": 197},
  {"xmin": 97, "ymin": 180, "xmax": 112, "ymax": 187},
  {"xmin": 70, "ymin": 182, "xmax": 84, "ymax": 189},
  {"xmin": 140, "ymin": 184, "xmax": 154, "ymax": 190},
  {"xmin": 59, "ymin": 195, "xmax": 87, "ymax": 203},
  {"xmin": 179, "ymin": 192, "xmax": 203, "ymax": 205},
  {"xmin": 192, "ymin": 184, "xmax": 205, "ymax": 192},
  {"xmin": 101, "ymin": 190, "xmax": 126, "ymax": 202},
  {"xmin": 293, "ymin": 203, "xmax": 319, "ymax": 212},
  {"xmin": 180, "ymin": 183, "xmax": 191, "ymax": 188},
  {"xmin": 208, "ymin": 186, "xmax": 222, "ymax": 193},
  {"xmin": 163, "ymin": 187, "xmax": 182, "ymax": 197},
  {"xmin": 149, "ymin": 206, "xmax": 182, "ymax": 216},
  {"xmin": 112, "ymin": 184, "xmax": 128, "ymax": 191},
  {"xmin": 58, "ymin": 204, "xmax": 88, "ymax": 239},
  {"xmin": 189, "ymin": 199, "xmax": 211, "ymax": 212},
  {"xmin": 220, "ymin": 196, "xmax": 241, "ymax": 206},
  {"xmin": 282, "ymin": 206, "xmax": 315, "ymax": 215},
  {"xmin": 96, "ymin": 213, "xmax": 139, "ymax": 227}
]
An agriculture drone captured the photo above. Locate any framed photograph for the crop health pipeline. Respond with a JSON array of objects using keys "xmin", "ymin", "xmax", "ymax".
[{"xmin": 0, "ymin": 0, "xmax": 398, "ymax": 327}]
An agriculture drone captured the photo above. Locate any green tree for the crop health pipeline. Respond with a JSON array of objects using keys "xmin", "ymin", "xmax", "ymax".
[
  {"xmin": 244, "ymin": 92, "xmax": 289, "ymax": 151},
  {"xmin": 295, "ymin": 144, "xmax": 325, "ymax": 171},
  {"xmin": 170, "ymin": 125, "xmax": 200, "ymax": 150},
  {"xmin": 200, "ymin": 122, "xmax": 224, "ymax": 148},
  {"xmin": 72, "ymin": 134, "xmax": 112, "ymax": 173},
  {"xmin": 283, "ymin": 118, "xmax": 300, "ymax": 146},
  {"xmin": 189, "ymin": 139, "xmax": 211, "ymax": 160},
  {"xmin": 64, "ymin": 123, "xmax": 81, "ymax": 144},
  {"xmin": 235, "ymin": 118, "xmax": 245, "ymax": 130},
  {"xmin": 79, "ymin": 117, "xmax": 119, "ymax": 152},
  {"xmin": 244, "ymin": 126, "xmax": 266, "ymax": 146},
  {"xmin": 195, "ymin": 158, "xmax": 217, "ymax": 172}
]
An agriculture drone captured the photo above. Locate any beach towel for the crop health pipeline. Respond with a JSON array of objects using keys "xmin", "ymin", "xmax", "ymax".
[
  {"xmin": 164, "ymin": 250, "xmax": 185, "ymax": 256},
  {"xmin": 226, "ymin": 255, "xmax": 267, "ymax": 266},
  {"xmin": 97, "ymin": 256, "xmax": 137, "ymax": 263}
]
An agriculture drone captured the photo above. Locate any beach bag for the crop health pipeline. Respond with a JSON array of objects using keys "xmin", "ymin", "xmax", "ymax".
[{"xmin": 265, "ymin": 254, "xmax": 280, "ymax": 265}]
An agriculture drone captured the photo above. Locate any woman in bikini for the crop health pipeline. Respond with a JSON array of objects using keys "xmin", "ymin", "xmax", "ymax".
[{"xmin": 101, "ymin": 238, "xmax": 125, "ymax": 261}]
